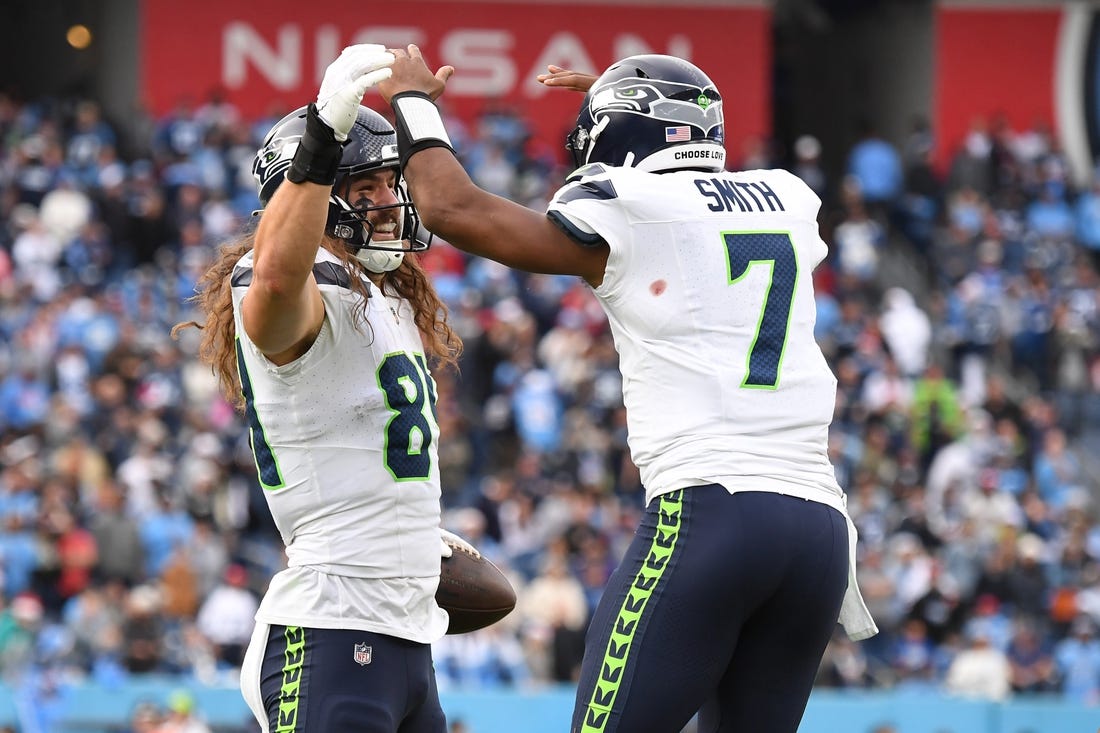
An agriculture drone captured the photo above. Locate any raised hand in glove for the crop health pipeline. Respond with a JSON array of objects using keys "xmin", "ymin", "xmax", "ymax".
[
  {"xmin": 315, "ymin": 44, "xmax": 395, "ymax": 141},
  {"xmin": 285, "ymin": 45, "xmax": 394, "ymax": 187}
]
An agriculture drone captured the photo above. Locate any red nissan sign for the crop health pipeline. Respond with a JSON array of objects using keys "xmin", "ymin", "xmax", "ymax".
[
  {"xmin": 140, "ymin": 0, "xmax": 770, "ymax": 166},
  {"xmin": 934, "ymin": 3, "xmax": 1061, "ymax": 171}
]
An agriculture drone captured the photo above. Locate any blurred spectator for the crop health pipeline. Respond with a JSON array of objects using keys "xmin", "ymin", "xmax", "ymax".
[
  {"xmin": 944, "ymin": 623, "xmax": 1011, "ymax": 700},
  {"xmin": 87, "ymin": 479, "xmax": 145, "ymax": 586},
  {"xmin": 860, "ymin": 354, "xmax": 912, "ymax": 421},
  {"xmin": 0, "ymin": 593, "xmax": 43, "ymax": 679},
  {"xmin": 160, "ymin": 547, "xmax": 200, "ymax": 622},
  {"xmin": 516, "ymin": 544, "xmax": 588, "ymax": 683},
  {"xmin": 847, "ymin": 122, "xmax": 903, "ymax": 213},
  {"xmin": 908, "ymin": 568, "xmax": 966, "ymax": 646},
  {"xmin": 879, "ymin": 288, "xmax": 931, "ymax": 379},
  {"xmin": 139, "ymin": 489, "xmax": 195, "ymax": 580},
  {"xmin": 817, "ymin": 632, "xmax": 876, "ymax": 688},
  {"xmin": 62, "ymin": 583, "xmax": 126, "ymax": 677},
  {"xmin": 194, "ymin": 564, "xmax": 256, "ymax": 668},
  {"xmin": 162, "ymin": 622, "xmax": 217, "ymax": 681},
  {"xmin": 1074, "ymin": 175, "xmax": 1100, "ymax": 264},
  {"xmin": 961, "ymin": 593, "xmax": 1010, "ymax": 654},
  {"xmin": 899, "ymin": 118, "xmax": 942, "ymax": 254},
  {"xmin": 67, "ymin": 101, "xmax": 117, "ymax": 183},
  {"xmin": 1007, "ymin": 533, "xmax": 1051, "ymax": 621},
  {"xmin": 832, "ymin": 183, "xmax": 886, "ymax": 287},
  {"xmin": 1011, "ymin": 265, "xmax": 1057, "ymax": 391},
  {"xmin": 910, "ymin": 362, "xmax": 965, "ymax": 470},
  {"xmin": 50, "ymin": 506, "xmax": 97, "ymax": 603},
  {"xmin": 889, "ymin": 618, "xmax": 936, "ymax": 686},
  {"xmin": 884, "ymin": 533, "xmax": 935, "ymax": 622},
  {"xmin": 159, "ymin": 689, "xmax": 212, "ymax": 733},
  {"xmin": 1054, "ymin": 615, "xmax": 1100, "ymax": 704},
  {"xmin": 1007, "ymin": 620, "xmax": 1058, "ymax": 694},
  {"xmin": 792, "ymin": 134, "xmax": 826, "ymax": 200},
  {"xmin": 10, "ymin": 205, "xmax": 64, "ymax": 302},
  {"xmin": 0, "ymin": 355, "xmax": 51, "ymax": 430},
  {"xmin": 121, "ymin": 585, "xmax": 165, "ymax": 673},
  {"xmin": 125, "ymin": 701, "xmax": 164, "ymax": 733},
  {"xmin": 1032, "ymin": 428, "xmax": 1083, "ymax": 513},
  {"xmin": 1026, "ymin": 182, "xmax": 1075, "ymax": 242},
  {"xmin": 511, "ymin": 369, "xmax": 563, "ymax": 454},
  {"xmin": 181, "ymin": 518, "xmax": 229, "ymax": 598},
  {"xmin": 948, "ymin": 118, "xmax": 996, "ymax": 196}
]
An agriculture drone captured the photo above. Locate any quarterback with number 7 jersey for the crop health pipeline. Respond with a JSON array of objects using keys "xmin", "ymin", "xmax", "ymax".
[{"xmin": 377, "ymin": 49, "xmax": 878, "ymax": 733}]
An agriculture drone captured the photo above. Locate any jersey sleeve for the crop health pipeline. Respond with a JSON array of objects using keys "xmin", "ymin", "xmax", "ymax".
[
  {"xmin": 546, "ymin": 164, "xmax": 631, "ymax": 296},
  {"xmin": 229, "ymin": 248, "xmax": 350, "ymax": 374},
  {"xmin": 547, "ymin": 164, "xmax": 621, "ymax": 244}
]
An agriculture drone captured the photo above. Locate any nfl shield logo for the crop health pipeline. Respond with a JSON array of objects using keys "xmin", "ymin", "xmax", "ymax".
[{"xmin": 353, "ymin": 643, "xmax": 372, "ymax": 666}]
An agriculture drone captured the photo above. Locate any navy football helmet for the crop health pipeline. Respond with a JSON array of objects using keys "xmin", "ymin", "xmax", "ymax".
[
  {"xmin": 252, "ymin": 105, "xmax": 428, "ymax": 272},
  {"xmin": 566, "ymin": 55, "xmax": 725, "ymax": 173}
]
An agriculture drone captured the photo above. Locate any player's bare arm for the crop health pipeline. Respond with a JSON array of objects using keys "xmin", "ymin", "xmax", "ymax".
[
  {"xmin": 244, "ymin": 45, "xmax": 394, "ymax": 362},
  {"xmin": 245, "ymin": 179, "xmax": 329, "ymax": 363},
  {"xmin": 379, "ymin": 45, "xmax": 609, "ymax": 287}
]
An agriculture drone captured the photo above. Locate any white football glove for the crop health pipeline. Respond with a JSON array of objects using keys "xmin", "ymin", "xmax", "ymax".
[
  {"xmin": 315, "ymin": 44, "xmax": 395, "ymax": 141},
  {"xmin": 440, "ymin": 528, "xmax": 481, "ymax": 560}
]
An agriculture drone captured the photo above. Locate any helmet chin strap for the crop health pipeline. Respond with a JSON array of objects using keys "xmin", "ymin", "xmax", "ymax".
[
  {"xmin": 584, "ymin": 116, "xmax": 611, "ymax": 166},
  {"xmin": 355, "ymin": 247, "xmax": 405, "ymax": 273}
]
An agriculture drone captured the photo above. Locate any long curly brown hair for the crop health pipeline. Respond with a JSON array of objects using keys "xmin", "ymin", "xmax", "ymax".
[{"xmin": 172, "ymin": 232, "xmax": 462, "ymax": 409}]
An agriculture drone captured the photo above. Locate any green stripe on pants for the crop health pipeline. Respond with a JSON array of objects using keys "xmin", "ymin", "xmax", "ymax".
[
  {"xmin": 581, "ymin": 490, "xmax": 683, "ymax": 733},
  {"xmin": 275, "ymin": 626, "xmax": 305, "ymax": 732}
]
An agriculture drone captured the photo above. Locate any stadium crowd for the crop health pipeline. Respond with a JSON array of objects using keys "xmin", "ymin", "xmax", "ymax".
[{"xmin": 1, "ymin": 88, "xmax": 1100, "ymax": 724}]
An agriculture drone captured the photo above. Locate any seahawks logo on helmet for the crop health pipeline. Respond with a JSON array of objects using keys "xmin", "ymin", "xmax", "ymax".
[
  {"xmin": 592, "ymin": 83, "xmax": 662, "ymax": 113},
  {"xmin": 589, "ymin": 81, "xmax": 723, "ymax": 135},
  {"xmin": 252, "ymin": 134, "xmax": 299, "ymax": 205}
]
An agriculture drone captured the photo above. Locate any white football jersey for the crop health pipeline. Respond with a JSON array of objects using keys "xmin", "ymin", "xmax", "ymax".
[
  {"xmin": 231, "ymin": 248, "xmax": 448, "ymax": 643},
  {"xmin": 548, "ymin": 164, "xmax": 842, "ymax": 507},
  {"xmin": 548, "ymin": 164, "xmax": 879, "ymax": 642}
]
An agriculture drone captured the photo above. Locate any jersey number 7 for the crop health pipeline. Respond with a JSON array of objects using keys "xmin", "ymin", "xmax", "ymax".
[{"xmin": 723, "ymin": 231, "xmax": 798, "ymax": 390}]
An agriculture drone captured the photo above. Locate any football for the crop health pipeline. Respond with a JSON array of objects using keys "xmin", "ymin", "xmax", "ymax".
[{"xmin": 436, "ymin": 541, "xmax": 517, "ymax": 634}]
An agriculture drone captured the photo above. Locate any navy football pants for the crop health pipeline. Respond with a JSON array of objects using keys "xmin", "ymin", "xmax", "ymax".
[
  {"xmin": 572, "ymin": 486, "xmax": 849, "ymax": 733},
  {"xmin": 241, "ymin": 624, "xmax": 446, "ymax": 733}
]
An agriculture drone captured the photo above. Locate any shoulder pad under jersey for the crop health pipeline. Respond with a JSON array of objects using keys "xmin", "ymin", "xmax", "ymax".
[{"xmin": 566, "ymin": 163, "xmax": 611, "ymax": 183}]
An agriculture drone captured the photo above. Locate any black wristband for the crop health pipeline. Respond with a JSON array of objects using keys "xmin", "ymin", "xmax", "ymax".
[
  {"xmin": 390, "ymin": 91, "xmax": 456, "ymax": 169},
  {"xmin": 286, "ymin": 103, "xmax": 344, "ymax": 186}
]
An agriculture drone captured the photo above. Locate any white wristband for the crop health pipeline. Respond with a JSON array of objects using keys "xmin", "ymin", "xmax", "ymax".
[{"xmin": 393, "ymin": 95, "xmax": 452, "ymax": 146}]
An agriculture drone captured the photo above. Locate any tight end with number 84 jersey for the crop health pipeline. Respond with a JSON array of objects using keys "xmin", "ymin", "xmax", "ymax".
[
  {"xmin": 231, "ymin": 247, "xmax": 449, "ymax": 643},
  {"xmin": 548, "ymin": 163, "xmax": 841, "ymax": 506}
]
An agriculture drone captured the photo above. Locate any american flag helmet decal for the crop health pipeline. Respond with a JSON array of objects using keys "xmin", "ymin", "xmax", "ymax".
[{"xmin": 665, "ymin": 126, "xmax": 691, "ymax": 142}]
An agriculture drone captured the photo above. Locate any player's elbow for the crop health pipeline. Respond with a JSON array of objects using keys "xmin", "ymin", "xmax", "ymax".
[
  {"xmin": 406, "ymin": 153, "xmax": 496, "ymax": 242},
  {"xmin": 415, "ymin": 180, "xmax": 488, "ymax": 240},
  {"xmin": 416, "ymin": 199, "xmax": 464, "ymax": 238},
  {"xmin": 249, "ymin": 269, "xmax": 300, "ymax": 307},
  {"xmin": 250, "ymin": 247, "xmax": 306, "ymax": 300}
]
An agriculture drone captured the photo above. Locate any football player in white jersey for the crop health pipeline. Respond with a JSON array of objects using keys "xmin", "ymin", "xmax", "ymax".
[
  {"xmin": 376, "ymin": 49, "xmax": 878, "ymax": 733},
  {"xmin": 173, "ymin": 45, "xmax": 468, "ymax": 733}
]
